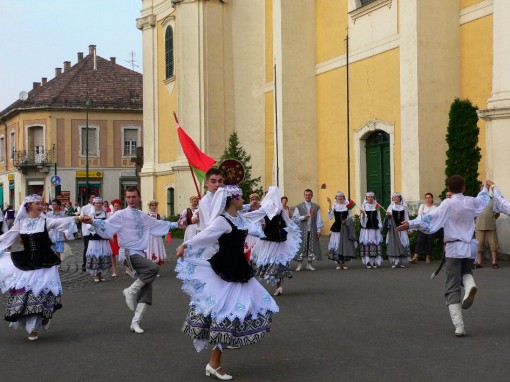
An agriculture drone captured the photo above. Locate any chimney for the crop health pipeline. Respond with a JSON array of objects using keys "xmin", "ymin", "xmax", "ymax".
[
  {"xmin": 41, "ymin": 77, "xmax": 47, "ymax": 86},
  {"xmin": 78, "ymin": 52, "xmax": 84, "ymax": 61},
  {"xmin": 110, "ymin": 57, "xmax": 116, "ymax": 64},
  {"xmin": 33, "ymin": 82, "xmax": 41, "ymax": 90},
  {"xmin": 88, "ymin": 44, "xmax": 96, "ymax": 55},
  {"xmin": 55, "ymin": 68, "xmax": 62, "ymax": 76},
  {"xmin": 63, "ymin": 61, "xmax": 71, "ymax": 71}
]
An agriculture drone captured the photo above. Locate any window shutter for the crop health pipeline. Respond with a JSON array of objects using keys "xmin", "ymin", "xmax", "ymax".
[
  {"xmin": 33, "ymin": 127, "xmax": 44, "ymax": 147},
  {"xmin": 124, "ymin": 129, "xmax": 138, "ymax": 142}
]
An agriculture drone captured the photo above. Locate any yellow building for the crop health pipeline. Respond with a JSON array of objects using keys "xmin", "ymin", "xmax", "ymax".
[
  {"xmin": 139, "ymin": 0, "xmax": 510, "ymax": 251},
  {"xmin": 0, "ymin": 45, "xmax": 143, "ymax": 208}
]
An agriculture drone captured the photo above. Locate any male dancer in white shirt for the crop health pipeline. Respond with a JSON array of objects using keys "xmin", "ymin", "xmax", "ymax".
[
  {"xmin": 398, "ymin": 176, "xmax": 490, "ymax": 337},
  {"xmin": 197, "ymin": 168, "xmax": 225, "ymax": 233},
  {"xmin": 83, "ymin": 187, "xmax": 184, "ymax": 334}
]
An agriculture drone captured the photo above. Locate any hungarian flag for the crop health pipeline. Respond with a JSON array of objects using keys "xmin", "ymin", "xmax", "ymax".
[
  {"xmin": 176, "ymin": 121, "xmax": 216, "ymax": 184},
  {"xmin": 375, "ymin": 203, "xmax": 381, "ymax": 210},
  {"xmin": 346, "ymin": 199, "xmax": 356, "ymax": 210}
]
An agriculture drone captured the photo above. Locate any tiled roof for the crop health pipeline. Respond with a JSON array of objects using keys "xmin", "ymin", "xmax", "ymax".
[{"xmin": 0, "ymin": 53, "xmax": 143, "ymax": 119}]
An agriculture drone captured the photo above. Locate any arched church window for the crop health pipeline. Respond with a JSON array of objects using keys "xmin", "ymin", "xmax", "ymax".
[{"xmin": 165, "ymin": 26, "xmax": 174, "ymax": 79}]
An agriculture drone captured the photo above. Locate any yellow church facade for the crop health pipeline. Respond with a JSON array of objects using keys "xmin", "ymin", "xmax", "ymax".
[{"xmin": 138, "ymin": 0, "xmax": 509, "ymax": 250}]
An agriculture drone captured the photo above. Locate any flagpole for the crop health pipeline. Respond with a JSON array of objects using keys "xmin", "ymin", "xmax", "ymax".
[{"xmin": 173, "ymin": 112, "xmax": 203, "ymax": 199}]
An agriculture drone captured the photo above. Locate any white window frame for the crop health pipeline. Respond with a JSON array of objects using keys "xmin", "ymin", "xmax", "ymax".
[
  {"xmin": 121, "ymin": 126, "xmax": 141, "ymax": 158},
  {"xmin": 10, "ymin": 130, "xmax": 15, "ymax": 161},
  {"xmin": 25, "ymin": 124, "xmax": 46, "ymax": 151},
  {"xmin": 0, "ymin": 135, "xmax": 5, "ymax": 163},
  {"xmin": 79, "ymin": 125, "xmax": 100, "ymax": 157}
]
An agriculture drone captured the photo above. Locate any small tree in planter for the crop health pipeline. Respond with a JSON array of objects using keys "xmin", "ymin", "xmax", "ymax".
[{"xmin": 441, "ymin": 98, "xmax": 481, "ymax": 198}]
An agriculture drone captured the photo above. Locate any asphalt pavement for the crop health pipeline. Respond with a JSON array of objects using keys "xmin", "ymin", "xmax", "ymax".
[{"xmin": 1, "ymin": 237, "xmax": 510, "ymax": 382}]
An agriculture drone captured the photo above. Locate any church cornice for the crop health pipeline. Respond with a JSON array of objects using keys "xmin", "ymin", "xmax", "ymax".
[{"xmin": 136, "ymin": 14, "xmax": 156, "ymax": 30}]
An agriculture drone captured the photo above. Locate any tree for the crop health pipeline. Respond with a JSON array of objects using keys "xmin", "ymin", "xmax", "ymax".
[
  {"xmin": 219, "ymin": 131, "xmax": 263, "ymax": 198},
  {"xmin": 441, "ymin": 98, "xmax": 481, "ymax": 198}
]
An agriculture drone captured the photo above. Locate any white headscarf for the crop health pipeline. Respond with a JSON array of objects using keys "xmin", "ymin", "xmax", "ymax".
[
  {"xmin": 14, "ymin": 194, "xmax": 43, "ymax": 225},
  {"xmin": 391, "ymin": 192, "xmax": 408, "ymax": 208},
  {"xmin": 209, "ymin": 186, "xmax": 243, "ymax": 221},
  {"xmin": 260, "ymin": 186, "xmax": 283, "ymax": 220}
]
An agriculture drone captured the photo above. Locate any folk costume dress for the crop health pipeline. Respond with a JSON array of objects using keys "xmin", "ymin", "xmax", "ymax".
[
  {"xmin": 0, "ymin": 198, "xmax": 77, "ymax": 334},
  {"xmin": 85, "ymin": 208, "xmax": 112, "ymax": 276},
  {"xmin": 146, "ymin": 212, "xmax": 167, "ymax": 265},
  {"xmin": 359, "ymin": 195, "xmax": 384, "ymax": 268},
  {"xmin": 245, "ymin": 186, "xmax": 301, "ymax": 286},
  {"xmin": 176, "ymin": 186, "xmax": 279, "ymax": 352},
  {"xmin": 385, "ymin": 194, "xmax": 411, "ymax": 267},
  {"xmin": 327, "ymin": 194, "xmax": 357, "ymax": 266}
]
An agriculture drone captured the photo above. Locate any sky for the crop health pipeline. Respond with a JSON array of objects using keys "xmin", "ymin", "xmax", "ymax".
[{"xmin": 0, "ymin": 0, "xmax": 143, "ymax": 111}]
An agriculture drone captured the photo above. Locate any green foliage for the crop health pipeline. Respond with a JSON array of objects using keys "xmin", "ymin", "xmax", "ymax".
[
  {"xmin": 219, "ymin": 131, "xmax": 263, "ymax": 198},
  {"xmin": 441, "ymin": 98, "xmax": 481, "ymax": 198}
]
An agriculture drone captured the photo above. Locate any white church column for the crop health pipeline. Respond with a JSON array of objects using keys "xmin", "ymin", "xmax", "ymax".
[
  {"xmin": 137, "ymin": 11, "xmax": 157, "ymax": 200},
  {"xmin": 478, "ymin": 0, "xmax": 510, "ymax": 255}
]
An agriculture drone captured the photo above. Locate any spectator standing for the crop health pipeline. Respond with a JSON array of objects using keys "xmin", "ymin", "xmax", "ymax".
[{"xmin": 474, "ymin": 198, "xmax": 500, "ymax": 269}]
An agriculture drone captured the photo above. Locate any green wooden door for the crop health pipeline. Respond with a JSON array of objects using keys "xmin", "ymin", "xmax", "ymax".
[{"xmin": 366, "ymin": 132, "xmax": 390, "ymax": 208}]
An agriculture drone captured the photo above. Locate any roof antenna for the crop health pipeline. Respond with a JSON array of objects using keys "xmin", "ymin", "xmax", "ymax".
[{"xmin": 125, "ymin": 51, "xmax": 140, "ymax": 71}]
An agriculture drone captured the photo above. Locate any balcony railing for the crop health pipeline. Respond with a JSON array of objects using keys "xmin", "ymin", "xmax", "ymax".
[{"xmin": 13, "ymin": 147, "xmax": 55, "ymax": 172}]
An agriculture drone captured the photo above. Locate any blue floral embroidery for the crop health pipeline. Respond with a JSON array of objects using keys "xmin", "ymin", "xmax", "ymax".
[
  {"xmin": 223, "ymin": 213, "xmax": 247, "ymax": 230},
  {"xmin": 35, "ymin": 278, "xmax": 43, "ymax": 287},
  {"xmin": 194, "ymin": 248, "xmax": 205, "ymax": 259},
  {"xmin": 26, "ymin": 216, "xmax": 39, "ymax": 231},
  {"xmin": 192, "ymin": 280, "xmax": 205, "ymax": 293},
  {"xmin": 262, "ymin": 293, "xmax": 271, "ymax": 303},
  {"xmin": 186, "ymin": 263, "xmax": 196, "ymax": 275},
  {"xmin": 131, "ymin": 209, "xmax": 144, "ymax": 239},
  {"xmin": 234, "ymin": 303, "xmax": 246, "ymax": 312},
  {"xmin": 206, "ymin": 296, "xmax": 216, "ymax": 306},
  {"xmin": 93, "ymin": 219, "xmax": 107, "ymax": 233}
]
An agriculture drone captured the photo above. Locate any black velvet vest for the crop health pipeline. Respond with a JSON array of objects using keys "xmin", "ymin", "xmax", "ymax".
[
  {"xmin": 392, "ymin": 209, "xmax": 405, "ymax": 226},
  {"xmin": 11, "ymin": 222, "xmax": 61, "ymax": 271},
  {"xmin": 208, "ymin": 215, "xmax": 254, "ymax": 283},
  {"xmin": 330, "ymin": 210, "xmax": 348, "ymax": 232},
  {"xmin": 261, "ymin": 212, "xmax": 288, "ymax": 242},
  {"xmin": 365, "ymin": 210, "xmax": 379, "ymax": 229}
]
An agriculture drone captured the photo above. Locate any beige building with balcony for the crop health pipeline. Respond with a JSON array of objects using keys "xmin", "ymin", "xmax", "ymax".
[{"xmin": 0, "ymin": 45, "xmax": 143, "ymax": 209}]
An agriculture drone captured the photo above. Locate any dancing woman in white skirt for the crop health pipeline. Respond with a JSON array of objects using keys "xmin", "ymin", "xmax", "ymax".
[
  {"xmin": 245, "ymin": 186, "xmax": 301, "ymax": 296},
  {"xmin": 176, "ymin": 186, "xmax": 278, "ymax": 380},
  {"xmin": 0, "ymin": 194, "xmax": 77, "ymax": 341}
]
